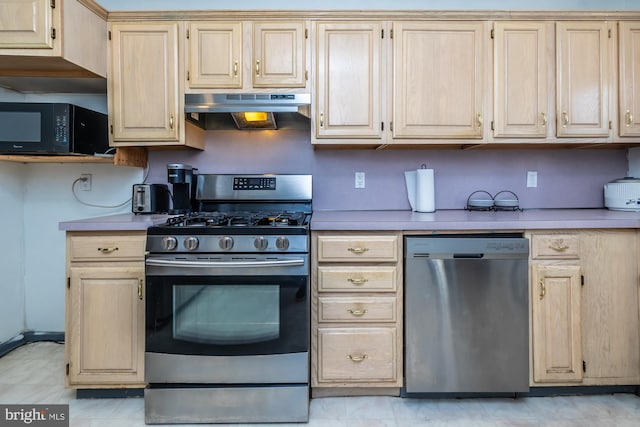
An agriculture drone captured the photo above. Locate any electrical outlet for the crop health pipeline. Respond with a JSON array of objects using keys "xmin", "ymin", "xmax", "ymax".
[
  {"xmin": 355, "ymin": 172, "xmax": 365, "ymax": 189},
  {"xmin": 527, "ymin": 171, "xmax": 538, "ymax": 188},
  {"xmin": 79, "ymin": 173, "xmax": 92, "ymax": 191}
]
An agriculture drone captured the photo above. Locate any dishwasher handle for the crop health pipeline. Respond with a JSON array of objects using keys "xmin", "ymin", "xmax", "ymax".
[{"xmin": 453, "ymin": 253, "xmax": 484, "ymax": 259}]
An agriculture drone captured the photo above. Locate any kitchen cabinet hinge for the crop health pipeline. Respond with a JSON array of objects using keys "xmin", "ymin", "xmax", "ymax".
[
  {"xmin": 67, "ymin": 277, "xmax": 70, "ymax": 289},
  {"xmin": 66, "ymin": 363, "xmax": 69, "ymax": 376},
  {"xmin": 608, "ymin": 29, "xmax": 612, "ymax": 38},
  {"xmin": 491, "ymin": 121, "xmax": 495, "ymax": 131},
  {"xmin": 490, "ymin": 28, "xmax": 494, "ymax": 39},
  {"xmin": 305, "ymin": 70, "xmax": 308, "ymax": 81},
  {"xmin": 381, "ymin": 122, "xmax": 384, "ymax": 131},
  {"xmin": 110, "ymin": 124, "xmax": 113, "ymax": 134},
  {"xmin": 609, "ymin": 121, "xmax": 612, "ymax": 130},
  {"xmin": 305, "ymin": 28, "xmax": 308, "ymax": 39},
  {"xmin": 108, "ymin": 30, "xmax": 111, "ymax": 41},
  {"xmin": 186, "ymin": 70, "xmax": 190, "ymax": 81},
  {"xmin": 50, "ymin": 0, "xmax": 55, "ymax": 8},
  {"xmin": 51, "ymin": 28, "xmax": 56, "ymax": 40},
  {"xmin": 390, "ymin": 121, "xmax": 393, "ymax": 132},
  {"xmin": 581, "ymin": 275, "xmax": 585, "ymax": 286},
  {"xmin": 186, "ymin": 29, "xmax": 189, "ymax": 39},
  {"xmin": 390, "ymin": 29, "xmax": 393, "ymax": 39},
  {"xmin": 381, "ymin": 29, "xmax": 384, "ymax": 39},
  {"xmin": 583, "ymin": 360, "xmax": 586, "ymax": 372}
]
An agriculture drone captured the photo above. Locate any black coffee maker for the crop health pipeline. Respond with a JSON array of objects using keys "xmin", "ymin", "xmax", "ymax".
[{"xmin": 167, "ymin": 163, "xmax": 195, "ymax": 214}]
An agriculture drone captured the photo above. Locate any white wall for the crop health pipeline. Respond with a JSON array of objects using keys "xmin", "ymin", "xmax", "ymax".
[
  {"xmin": 0, "ymin": 89, "xmax": 144, "ymax": 341},
  {"xmin": 0, "ymin": 162, "xmax": 26, "ymax": 343}
]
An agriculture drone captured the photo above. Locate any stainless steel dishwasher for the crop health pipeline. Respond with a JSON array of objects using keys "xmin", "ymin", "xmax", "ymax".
[{"xmin": 404, "ymin": 234, "xmax": 529, "ymax": 394}]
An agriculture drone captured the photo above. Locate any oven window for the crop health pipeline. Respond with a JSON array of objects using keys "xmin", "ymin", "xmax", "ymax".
[
  {"xmin": 146, "ymin": 275, "xmax": 308, "ymax": 357},
  {"xmin": 173, "ymin": 285, "xmax": 279, "ymax": 345}
]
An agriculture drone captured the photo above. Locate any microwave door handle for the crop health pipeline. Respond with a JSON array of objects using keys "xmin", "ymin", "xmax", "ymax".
[{"xmin": 145, "ymin": 258, "xmax": 305, "ymax": 268}]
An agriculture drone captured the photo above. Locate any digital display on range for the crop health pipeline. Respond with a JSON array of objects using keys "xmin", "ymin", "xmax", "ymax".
[{"xmin": 233, "ymin": 177, "xmax": 277, "ymax": 190}]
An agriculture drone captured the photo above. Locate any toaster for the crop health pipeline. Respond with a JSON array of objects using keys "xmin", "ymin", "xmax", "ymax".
[
  {"xmin": 604, "ymin": 177, "xmax": 640, "ymax": 211},
  {"xmin": 132, "ymin": 184, "xmax": 170, "ymax": 214}
]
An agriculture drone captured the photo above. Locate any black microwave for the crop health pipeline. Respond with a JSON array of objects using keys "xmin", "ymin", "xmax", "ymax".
[{"xmin": 0, "ymin": 102, "xmax": 109, "ymax": 155}]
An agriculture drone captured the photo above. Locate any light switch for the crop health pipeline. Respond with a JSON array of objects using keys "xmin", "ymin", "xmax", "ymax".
[
  {"xmin": 355, "ymin": 172, "xmax": 365, "ymax": 189},
  {"xmin": 527, "ymin": 171, "xmax": 538, "ymax": 188}
]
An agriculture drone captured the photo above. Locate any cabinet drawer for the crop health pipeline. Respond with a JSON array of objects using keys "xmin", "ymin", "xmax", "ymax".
[
  {"xmin": 531, "ymin": 234, "xmax": 579, "ymax": 259},
  {"xmin": 318, "ymin": 297, "xmax": 397, "ymax": 323},
  {"xmin": 69, "ymin": 234, "xmax": 146, "ymax": 262},
  {"xmin": 317, "ymin": 235, "xmax": 398, "ymax": 262},
  {"xmin": 317, "ymin": 327, "xmax": 396, "ymax": 382},
  {"xmin": 317, "ymin": 266, "xmax": 397, "ymax": 292}
]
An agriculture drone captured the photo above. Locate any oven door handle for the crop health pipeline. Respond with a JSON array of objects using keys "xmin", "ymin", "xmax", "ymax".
[{"xmin": 145, "ymin": 258, "xmax": 306, "ymax": 268}]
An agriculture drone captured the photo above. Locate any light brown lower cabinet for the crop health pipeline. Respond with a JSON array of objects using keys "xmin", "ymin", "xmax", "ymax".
[
  {"xmin": 528, "ymin": 230, "xmax": 640, "ymax": 387},
  {"xmin": 65, "ymin": 231, "xmax": 146, "ymax": 388},
  {"xmin": 311, "ymin": 232, "xmax": 403, "ymax": 393}
]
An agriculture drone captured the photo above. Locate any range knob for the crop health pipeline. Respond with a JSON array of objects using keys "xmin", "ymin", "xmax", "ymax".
[
  {"xmin": 183, "ymin": 236, "xmax": 199, "ymax": 251},
  {"xmin": 219, "ymin": 236, "xmax": 234, "ymax": 251},
  {"xmin": 275, "ymin": 236, "xmax": 290, "ymax": 250},
  {"xmin": 162, "ymin": 236, "xmax": 178, "ymax": 251},
  {"xmin": 254, "ymin": 236, "xmax": 268, "ymax": 250}
]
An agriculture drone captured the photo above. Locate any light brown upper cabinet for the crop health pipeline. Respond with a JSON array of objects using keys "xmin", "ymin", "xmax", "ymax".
[
  {"xmin": 0, "ymin": 0, "xmax": 53, "ymax": 48},
  {"xmin": 109, "ymin": 22, "xmax": 180, "ymax": 142},
  {"xmin": 619, "ymin": 21, "xmax": 640, "ymax": 137},
  {"xmin": 556, "ymin": 22, "xmax": 612, "ymax": 138},
  {"xmin": 314, "ymin": 21, "xmax": 386, "ymax": 141},
  {"xmin": 0, "ymin": 0, "xmax": 106, "ymax": 78},
  {"xmin": 493, "ymin": 22, "xmax": 550, "ymax": 138},
  {"xmin": 108, "ymin": 22, "xmax": 203, "ymax": 148},
  {"xmin": 187, "ymin": 21, "xmax": 307, "ymax": 90},
  {"xmin": 393, "ymin": 21, "xmax": 486, "ymax": 139}
]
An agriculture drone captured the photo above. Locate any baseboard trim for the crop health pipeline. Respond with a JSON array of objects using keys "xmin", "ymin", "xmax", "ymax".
[
  {"xmin": 0, "ymin": 331, "xmax": 64, "ymax": 358},
  {"xmin": 76, "ymin": 388, "xmax": 144, "ymax": 399}
]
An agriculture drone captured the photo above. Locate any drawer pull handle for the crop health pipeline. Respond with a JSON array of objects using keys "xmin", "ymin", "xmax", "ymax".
[
  {"xmin": 561, "ymin": 111, "xmax": 569, "ymax": 127},
  {"xmin": 347, "ymin": 278, "xmax": 368, "ymax": 285},
  {"xmin": 347, "ymin": 308, "xmax": 368, "ymax": 316},
  {"xmin": 626, "ymin": 110, "xmax": 633, "ymax": 126},
  {"xmin": 548, "ymin": 244, "xmax": 569, "ymax": 252},
  {"xmin": 348, "ymin": 247, "xmax": 369, "ymax": 254},
  {"xmin": 97, "ymin": 247, "xmax": 119, "ymax": 254},
  {"xmin": 539, "ymin": 279, "xmax": 546, "ymax": 300},
  {"xmin": 138, "ymin": 280, "xmax": 144, "ymax": 300},
  {"xmin": 348, "ymin": 354, "xmax": 368, "ymax": 362},
  {"xmin": 540, "ymin": 112, "xmax": 547, "ymax": 126},
  {"xmin": 233, "ymin": 60, "xmax": 238, "ymax": 77}
]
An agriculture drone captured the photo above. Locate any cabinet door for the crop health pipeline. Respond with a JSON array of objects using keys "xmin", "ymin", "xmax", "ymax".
[
  {"xmin": 109, "ymin": 22, "xmax": 179, "ymax": 142},
  {"xmin": 531, "ymin": 264, "xmax": 582, "ymax": 383},
  {"xmin": 188, "ymin": 21, "xmax": 242, "ymax": 88},
  {"xmin": 67, "ymin": 266, "xmax": 145, "ymax": 386},
  {"xmin": 556, "ymin": 22, "xmax": 611, "ymax": 137},
  {"xmin": 315, "ymin": 22, "xmax": 384, "ymax": 139},
  {"xmin": 253, "ymin": 21, "xmax": 306, "ymax": 88},
  {"xmin": 579, "ymin": 230, "xmax": 640, "ymax": 380},
  {"xmin": 0, "ymin": 0, "xmax": 53, "ymax": 48},
  {"xmin": 619, "ymin": 22, "xmax": 640, "ymax": 137},
  {"xmin": 393, "ymin": 21, "xmax": 484, "ymax": 139},
  {"xmin": 493, "ymin": 22, "xmax": 548, "ymax": 138}
]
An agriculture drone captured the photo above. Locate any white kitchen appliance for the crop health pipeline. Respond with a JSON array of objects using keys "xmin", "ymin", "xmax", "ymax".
[{"xmin": 604, "ymin": 177, "xmax": 640, "ymax": 211}]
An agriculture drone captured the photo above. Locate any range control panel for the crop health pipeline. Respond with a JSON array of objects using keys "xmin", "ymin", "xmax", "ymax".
[{"xmin": 233, "ymin": 177, "xmax": 277, "ymax": 190}]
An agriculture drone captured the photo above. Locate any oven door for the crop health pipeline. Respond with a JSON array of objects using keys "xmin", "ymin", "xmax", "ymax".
[{"xmin": 145, "ymin": 253, "xmax": 309, "ymax": 384}]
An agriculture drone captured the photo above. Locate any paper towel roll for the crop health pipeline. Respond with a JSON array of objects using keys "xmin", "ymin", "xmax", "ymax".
[{"xmin": 415, "ymin": 168, "xmax": 435, "ymax": 212}]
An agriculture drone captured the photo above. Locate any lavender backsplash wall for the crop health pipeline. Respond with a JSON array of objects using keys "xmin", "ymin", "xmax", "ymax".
[{"xmin": 146, "ymin": 130, "xmax": 628, "ymax": 211}]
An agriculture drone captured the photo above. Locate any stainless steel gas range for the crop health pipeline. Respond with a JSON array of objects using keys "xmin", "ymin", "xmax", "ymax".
[{"xmin": 144, "ymin": 174, "xmax": 311, "ymax": 424}]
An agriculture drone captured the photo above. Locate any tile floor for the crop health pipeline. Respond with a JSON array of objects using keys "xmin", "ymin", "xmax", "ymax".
[{"xmin": 1, "ymin": 342, "xmax": 639, "ymax": 426}]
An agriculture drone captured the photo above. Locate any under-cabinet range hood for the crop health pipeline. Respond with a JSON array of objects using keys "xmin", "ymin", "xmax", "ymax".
[{"xmin": 185, "ymin": 93, "xmax": 310, "ymax": 130}]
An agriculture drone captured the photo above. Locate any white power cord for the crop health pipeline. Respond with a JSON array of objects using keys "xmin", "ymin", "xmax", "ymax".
[{"xmin": 71, "ymin": 161, "xmax": 150, "ymax": 209}]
